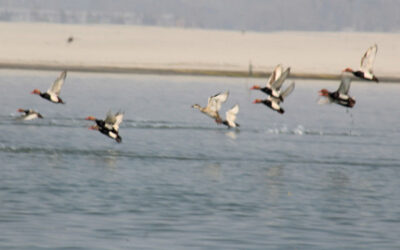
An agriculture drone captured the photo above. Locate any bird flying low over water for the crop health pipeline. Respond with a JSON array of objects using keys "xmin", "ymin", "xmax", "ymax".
[
  {"xmin": 253, "ymin": 82, "xmax": 295, "ymax": 114},
  {"xmin": 31, "ymin": 71, "xmax": 67, "ymax": 104},
  {"xmin": 251, "ymin": 65, "xmax": 290, "ymax": 101},
  {"xmin": 192, "ymin": 91, "xmax": 229, "ymax": 123},
  {"xmin": 344, "ymin": 44, "xmax": 379, "ymax": 82},
  {"xmin": 318, "ymin": 73, "xmax": 356, "ymax": 108},
  {"xmin": 217, "ymin": 104, "xmax": 240, "ymax": 128},
  {"xmin": 17, "ymin": 108, "xmax": 43, "ymax": 120},
  {"xmin": 86, "ymin": 111, "xmax": 124, "ymax": 143}
]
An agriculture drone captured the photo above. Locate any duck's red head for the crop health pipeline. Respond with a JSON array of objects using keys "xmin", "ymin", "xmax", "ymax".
[
  {"xmin": 319, "ymin": 89, "xmax": 330, "ymax": 96},
  {"xmin": 31, "ymin": 89, "xmax": 41, "ymax": 95},
  {"xmin": 17, "ymin": 108, "xmax": 25, "ymax": 113},
  {"xmin": 253, "ymin": 99, "xmax": 262, "ymax": 104},
  {"xmin": 85, "ymin": 116, "xmax": 96, "ymax": 121},
  {"xmin": 343, "ymin": 67, "xmax": 353, "ymax": 73},
  {"xmin": 250, "ymin": 85, "xmax": 261, "ymax": 90}
]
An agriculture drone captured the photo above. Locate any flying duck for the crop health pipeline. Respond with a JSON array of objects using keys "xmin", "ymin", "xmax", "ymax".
[
  {"xmin": 253, "ymin": 82, "xmax": 295, "ymax": 114},
  {"xmin": 192, "ymin": 91, "xmax": 229, "ymax": 123},
  {"xmin": 344, "ymin": 44, "xmax": 379, "ymax": 82},
  {"xmin": 218, "ymin": 104, "xmax": 240, "ymax": 128},
  {"xmin": 87, "ymin": 111, "xmax": 124, "ymax": 143},
  {"xmin": 251, "ymin": 66, "xmax": 290, "ymax": 101},
  {"xmin": 319, "ymin": 73, "xmax": 356, "ymax": 108},
  {"xmin": 31, "ymin": 71, "xmax": 67, "ymax": 104},
  {"xmin": 17, "ymin": 109, "xmax": 43, "ymax": 120}
]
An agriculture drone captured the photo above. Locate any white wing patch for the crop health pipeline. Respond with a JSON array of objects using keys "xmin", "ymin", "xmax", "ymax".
[
  {"xmin": 207, "ymin": 91, "xmax": 229, "ymax": 112},
  {"xmin": 48, "ymin": 71, "xmax": 67, "ymax": 96},
  {"xmin": 266, "ymin": 64, "xmax": 283, "ymax": 88},
  {"xmin": 281, "ymin": 82, "xmax": 295, "ymax": 99},
  {"xmin": 22, "ymin": 113, "xmax": 38, "ymax": 120},
  {"xmin": 271, "ymin": 67, "xmax": 290, "ymax": 91},
  {"xmin": 104, "ymin": 111, "xmax": 123, "ymax": 132},
  {"xmin": 360, "ymin": 44, "xmax": 377, "ymax": 74},
  {"xmin": 112, "ymin": 112, "xmax": 124, "ymax": 132},
  {"xmin": 225, "ymin": 104, "xmax": 239, "ymax": 128},
  {"xmin": 337, "ymin": 74, "xmax": 352, "ymax": 95}
]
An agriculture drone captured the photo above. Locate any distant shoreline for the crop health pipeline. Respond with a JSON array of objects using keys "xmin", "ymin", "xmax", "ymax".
[
  {"xmin": 0, "ymin": 22, "xmax": 399, "ymax": 83},
  {"xmin": 0, "ymin": 62, "xmax": 399, "ymax": 83}
]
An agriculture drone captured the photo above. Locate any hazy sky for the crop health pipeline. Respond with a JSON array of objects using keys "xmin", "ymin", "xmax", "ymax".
[{"xmin": 0, "ymin": 0, "xmax": 398, "ymax": 32}]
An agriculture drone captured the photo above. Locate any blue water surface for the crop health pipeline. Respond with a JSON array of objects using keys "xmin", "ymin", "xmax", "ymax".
[{"xmin": 0, "ymin": 70, "xmax": 399, "ymax": 249}]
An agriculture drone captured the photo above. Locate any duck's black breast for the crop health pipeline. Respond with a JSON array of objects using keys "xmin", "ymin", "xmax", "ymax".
[
  {"xmin": 330, "ymin": 92, "xmax": 339, "ymax": 99},
  {"xmin": 261, "ymin": 87, "xmax": 272, "ymax": 95},
  {"xmin": 95, "ymin": 119, "xmax": 106, "ymax": 127},
  {"xmin": 353, "ymin": 71, "xmax": 365, "ymax": 78},
  {"xmin": 262, "ymin": 100, "xmax": 271, "ymax": 106},
  {"xmin": 40, "ymin": 92, "xmax": 51, "ymax": 100}
]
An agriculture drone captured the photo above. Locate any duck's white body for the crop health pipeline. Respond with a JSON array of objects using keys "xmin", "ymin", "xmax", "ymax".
[
  {"xmin": 17, "ymin": 109, "xmax": 43, "ymax": 121},
  {"xmin": 223, "ymin": 104, "xmax": 239, "ymax": 128}
]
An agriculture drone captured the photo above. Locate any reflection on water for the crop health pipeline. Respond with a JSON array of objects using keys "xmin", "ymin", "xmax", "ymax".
[
  {"xmin": 266, "ymin": 165, "xmax": 284, "ymax": 178},
  {"xmin": 263, "ymin": 165, "xmax": 285, "ymax": 201},
  {"xmin": 103, "ymin": 156, "xmax": 118, "ymax": 169},
  {"xmin": 225, "ymin": 130, "xmax": 239, "ymax": 139},
  {"xmin": 204, "ymin": 163, "xmax": 222, "ymax": 181}
]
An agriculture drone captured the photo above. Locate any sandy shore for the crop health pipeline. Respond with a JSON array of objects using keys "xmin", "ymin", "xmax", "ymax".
[{"xmin": 0, "ymin": 22, "xmax": 399, "ymax": 81}]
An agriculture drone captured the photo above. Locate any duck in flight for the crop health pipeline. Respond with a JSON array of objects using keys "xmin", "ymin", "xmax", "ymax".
[
  {"xmin": 318, "ymin": 73, "xmax": 356, "ymax": 108},
  {"xmin": 31, "ymin": 71, "xmax": 67, "ymax": 104},
  {"xmin": 217, "ymin": 104, "xmax": 240, "ymax": 128},
  {"xmin": 253, "ymin": 82, "xmax": 295, "ymax": 114},
  {"xmin": 343, "ymin": 44, "xmax": 379, "ymax": 82},
  {"xmin": 192, "ymin": 91, "xmax": 229, "ymax": 123},
  {"xmin": 87, "ymin": 111, "xmax": 124, "ymax": 143},
  {"xmin": 251, "ymin": 65, "xmax": 290, "ymax": 101},
  {"xmin": 17, "ymin": 109, "xmax": 43, "ymax": 120}
]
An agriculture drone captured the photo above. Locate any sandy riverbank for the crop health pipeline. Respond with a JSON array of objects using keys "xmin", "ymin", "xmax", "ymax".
[{"xmin": 0, "ymin": 22, "xmax": 399, "ymax": 81}]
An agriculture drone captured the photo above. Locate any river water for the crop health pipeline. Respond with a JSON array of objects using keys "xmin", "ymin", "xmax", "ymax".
[{"xmin": 0, "ymin": 70, "xmax": 399, "ymax": 249}]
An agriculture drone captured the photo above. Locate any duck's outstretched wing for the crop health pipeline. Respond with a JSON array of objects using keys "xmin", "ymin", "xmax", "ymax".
[
  {"xmin": 360, "ymin": 44, "xmax": 377, "ymax": 74},
  {"xmin": 280, "ymin": 82, "xmax": 295, "ymax": 100},
  {"xmin": 48, "ymin": 71, "xmax": 67, "ymax": 95},
  {"xmin": 266, "ymin": 64, "xmax": 283, "ymax": 88},
  {"xmin": 104, "ymin": 110, "xmax": 116, "ymax": 130},
  {"xmin": 112, "ymin": 112, "xmax": 124, "ymax": 132},
  {"xmin": 337, "ymin": 74, "xmax": 352, "ymax": 95},
  {"xmin": 104, "ymin": 111, "xmax": 124, "ymax": 131},
  {"xmin": 271, "ymin": 67, "xmax": 290, "ymax": 91},
  {"xmin": 225, "ymin": 104, "xmax": 239, "ymax": 128},
  {"xmin": 207, "ymin": 91, "xmax": 229, "ymax": 112}
]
